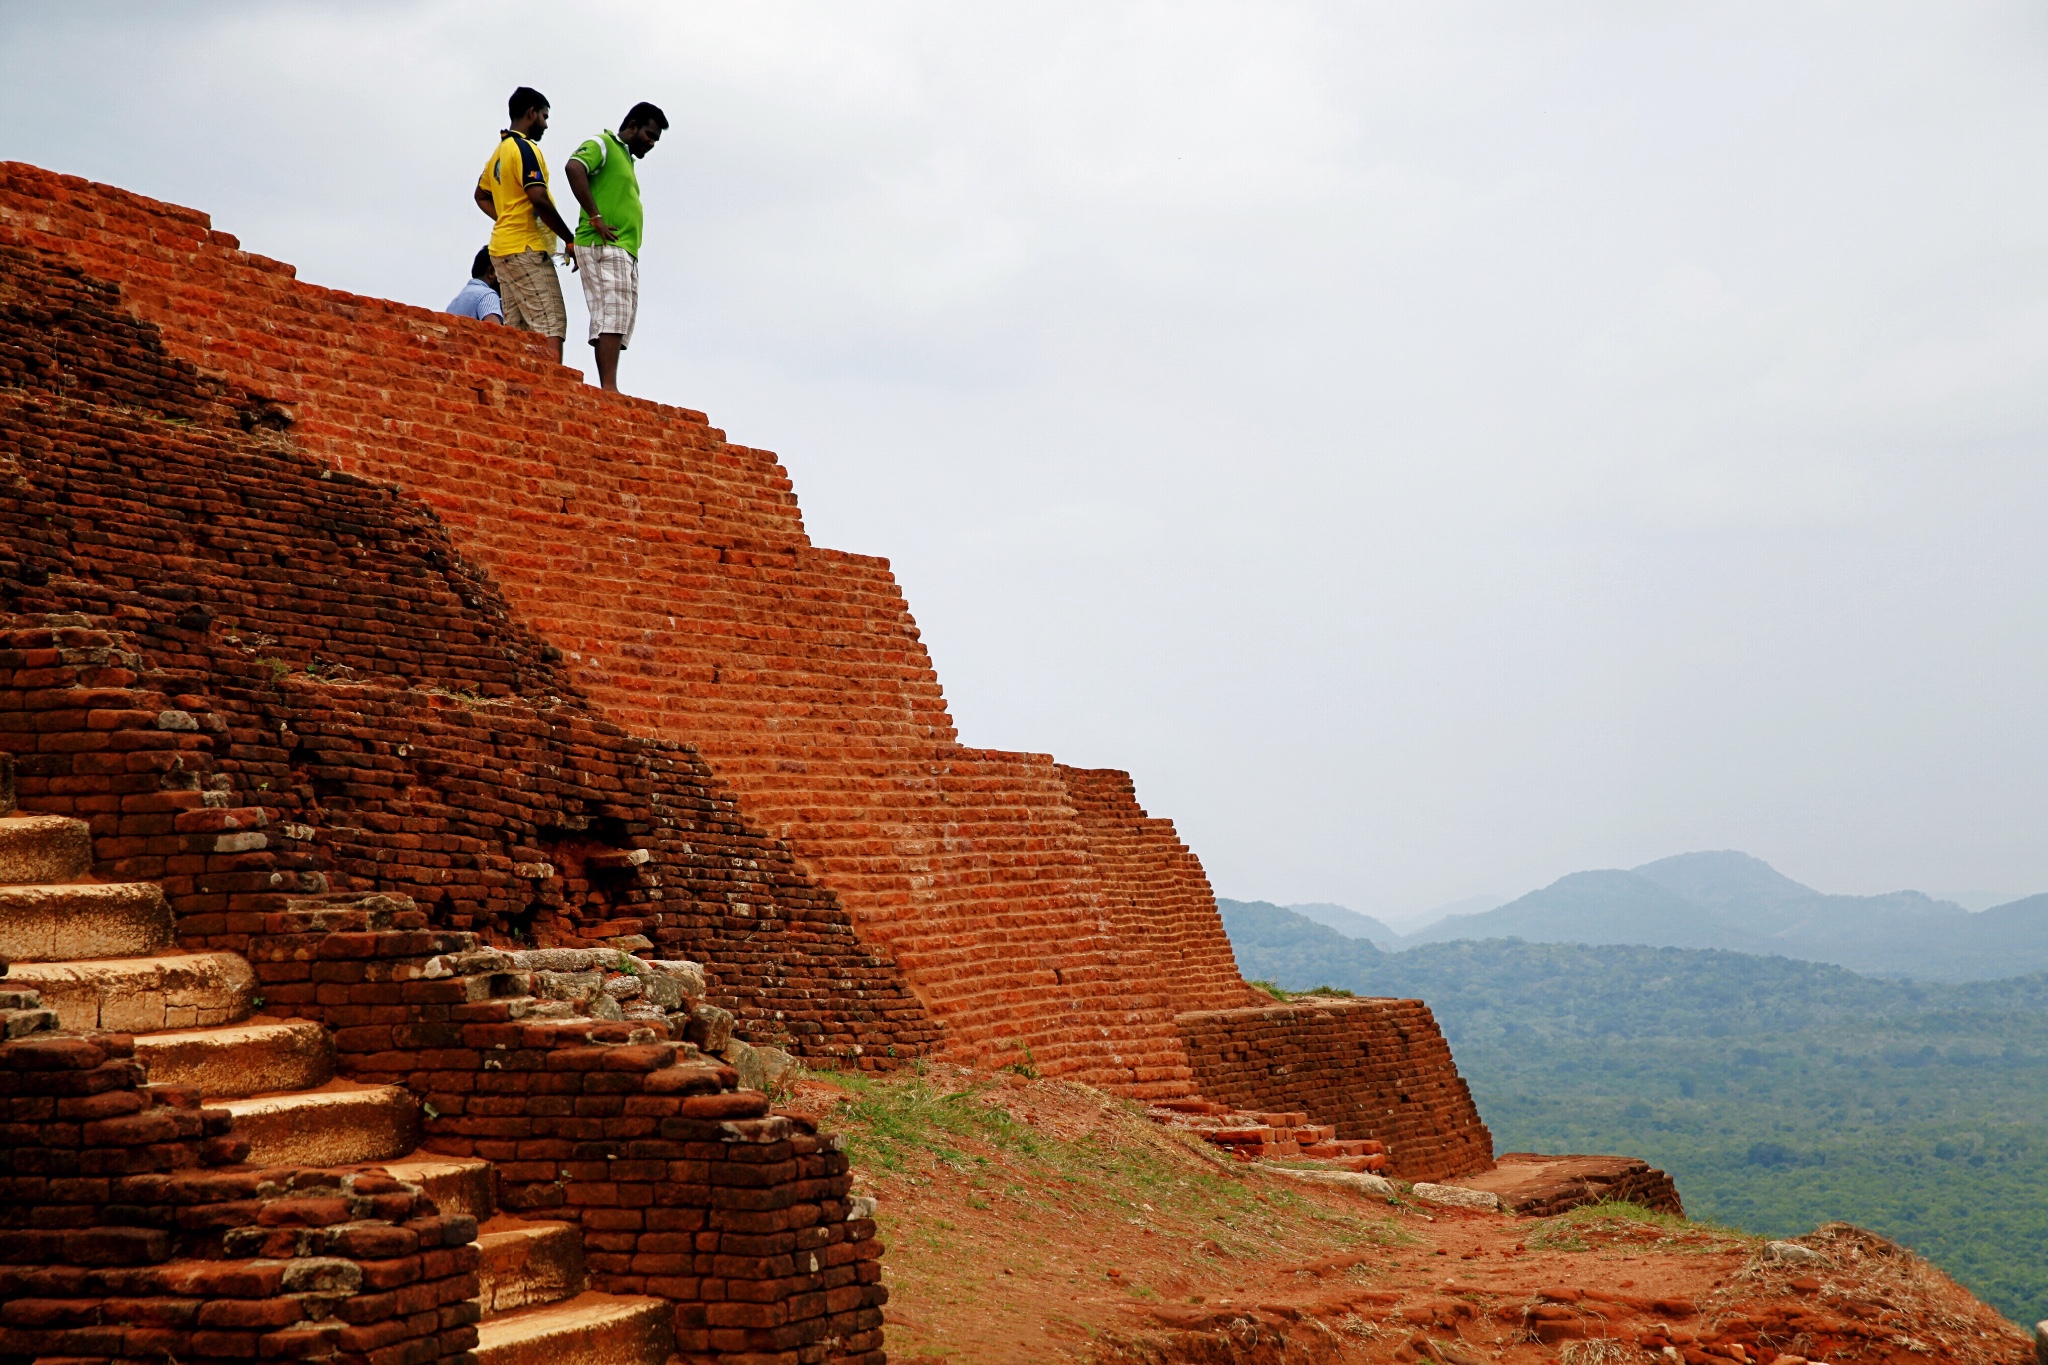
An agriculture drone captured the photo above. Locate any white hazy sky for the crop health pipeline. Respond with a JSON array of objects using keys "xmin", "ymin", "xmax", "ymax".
[{"xmin": 6, "ymin": 2, "xmax": 2048, "ymax": 921}]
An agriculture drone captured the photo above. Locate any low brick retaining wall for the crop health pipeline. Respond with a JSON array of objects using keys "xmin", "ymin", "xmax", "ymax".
[{"xmin": 1174, "ymin": 998, "xmax": 1494, "ymax": 1183}]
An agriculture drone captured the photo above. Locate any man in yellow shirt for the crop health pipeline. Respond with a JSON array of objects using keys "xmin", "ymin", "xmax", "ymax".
[{"xmin": 474, "ymin": 86, "xmax": 579, "ymax": 360}]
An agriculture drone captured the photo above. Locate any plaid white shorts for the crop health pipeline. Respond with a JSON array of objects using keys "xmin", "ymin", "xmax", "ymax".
[
  {"xmin": 490, "ymin": 249, "xmax": 567, "ymax": 340},
  {"xmin": 577, "ymin": 242, "xmax": 639, "ymax": 347}
]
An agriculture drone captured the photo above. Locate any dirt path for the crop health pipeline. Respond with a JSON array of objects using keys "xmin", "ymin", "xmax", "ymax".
[{"xmin": 777, "ymin": 1065, "xmax": 2034, "ymax": 1365}]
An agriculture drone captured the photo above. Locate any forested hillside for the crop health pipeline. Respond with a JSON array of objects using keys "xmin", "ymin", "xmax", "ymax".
[{"xmin": 1221, "ymin": 901, "xmax": 2048, "ymax": 1327}]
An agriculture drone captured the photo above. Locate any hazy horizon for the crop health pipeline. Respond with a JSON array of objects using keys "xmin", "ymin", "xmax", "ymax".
[
  {"xmin": 1256, "ymin": 867, "xmax": 2040, "ymax": 936},
  {"xmin": 7, "ymin": 2, "xmax": 2048, "ymax": 912}
]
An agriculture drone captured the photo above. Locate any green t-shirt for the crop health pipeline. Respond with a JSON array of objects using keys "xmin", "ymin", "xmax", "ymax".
[{"xmin": 570, "ymin": 129, "xmax": 645, "ymax": 257}]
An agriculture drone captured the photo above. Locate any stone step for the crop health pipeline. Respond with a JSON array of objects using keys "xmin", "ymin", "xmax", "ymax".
[
  {"xmin": 133, "ymin": 1016, "xmax": 334, "ymax": 1098},
  {"xmin": 219, "ymin": 1079, "xmax": 419, "ymax": 1165},
  {"xmin": 6, "ymin": 952, "xmax": 255, "ymax": 1033},
  {"xmin": 477, "ymin": 1219, "xmax": 587, "ymax": 1316},
  {"xmin": 0, "ymin": 814, "xmax": 93, "ymax": 885},
  {"xmin": 0, "ymin": 881, "xmax": 172, "ymax": 961},
  {"xmin": 2, "ymin": 1004, "xmax": 60, "ymax": 1038},
  {"xmin": 381, "ymin": 1155, "xmax": 496, "ymax": 1221},
  {"xmin": 474, "ymin": 1293, "xmax": 673, "ymax": 1365}
]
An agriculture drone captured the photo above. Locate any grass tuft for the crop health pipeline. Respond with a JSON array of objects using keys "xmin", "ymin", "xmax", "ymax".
[{"xmin": 1527, "ymin": 1199, "xmax": 1751, "ymax": 1253}]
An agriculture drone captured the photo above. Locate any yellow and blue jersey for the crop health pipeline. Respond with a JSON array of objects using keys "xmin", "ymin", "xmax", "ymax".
[{"xmin": 478, "ymin": 131, "xmax": 555, "ymax": 256}]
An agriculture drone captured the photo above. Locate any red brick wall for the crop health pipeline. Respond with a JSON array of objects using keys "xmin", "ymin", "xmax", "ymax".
[
  {"xmin": 1057, "ymin": 766, "xmax": 1265, "ymax": 1014},
  {"xmin": 0, "ymin": 162, "xmax": 1226, "ymax": 1096},
  {"xmin": 1173, "ymin": 999, "xmax": 1495, "ymax": 1183},
  {"xmin": 0, "ymin": 244, "xmax": 936, "ymax": 1067}
]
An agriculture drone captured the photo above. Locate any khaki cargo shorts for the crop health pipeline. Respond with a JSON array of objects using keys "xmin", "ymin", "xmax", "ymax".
[{"xmin": 491, "ymin": 249, "xmax": 567, "ymax": 340}]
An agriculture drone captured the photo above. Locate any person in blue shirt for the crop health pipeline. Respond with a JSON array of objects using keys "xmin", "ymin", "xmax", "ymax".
[{"xmin": 446, "ymin": 248, "xmax": 503, "ymax": 324}]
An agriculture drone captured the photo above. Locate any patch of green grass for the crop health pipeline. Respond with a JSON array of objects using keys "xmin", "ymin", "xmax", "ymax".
[
  {"xmin": 825, "ymin": 1072, "xmax": 1046, "ymax": 1172},
  {"xmin": 1246, "ymin": 979, "xmax": 1355, "ymax": 1002},
  {"xmin": 824, "ymin": 1074, "xmax": 1386, "ymax": 1243},
  {"xmin": 1523, "ymin": 1221, "xmax": 1588, "ymax": 1252},
  {"xmin": 1546, "ymin": 1198, "xmax": 1691, "ymax": 1230}
]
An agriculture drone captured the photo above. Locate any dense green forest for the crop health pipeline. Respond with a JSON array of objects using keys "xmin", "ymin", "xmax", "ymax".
[{"xmin": 1220, "ymin": 901, "xmax": 2048, "ymax": 1327}]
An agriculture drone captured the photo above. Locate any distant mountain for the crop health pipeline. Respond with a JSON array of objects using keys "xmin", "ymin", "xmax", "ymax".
[
  {"xmin": 1416, "ymin": 893, "xmax": 1509, "ymax": 922},
  {"xmin": 1218, "ymin": 896, "xmax": 1496, "ymax": 947},
  {"xmin": 1268, "ymin": 900, "xmax": 1402, "ymax": 946},
  {"xmin": 1403, "ymin": 869, "xmax": 1779, "ymax": 954},
  {"xmin": 1394, "ymin": 851, "xmax": 2048, "ymax": 982}
]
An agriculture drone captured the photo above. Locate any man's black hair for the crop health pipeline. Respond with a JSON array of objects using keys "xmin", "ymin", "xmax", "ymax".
[
  {"xmin": 509, "ymin": 86, "xmax": 549, "ymax": 122},
  {"xmin": 471, "ymin": 247, "xmax": 494, "ymax": 281},
  {"xmin": 621, "ymin": 101, "xmax": 669, "ymax": 132}
]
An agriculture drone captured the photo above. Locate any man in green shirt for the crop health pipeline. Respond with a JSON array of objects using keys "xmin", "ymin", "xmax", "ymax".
[{"xmin": 566, "ymin": 101, "xmax": 668, "ymax": 392}]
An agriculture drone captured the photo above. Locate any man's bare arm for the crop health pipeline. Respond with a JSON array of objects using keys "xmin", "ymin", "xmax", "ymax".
[
  {"xmin": 565, "ymin": 161, "xmax": 619, "ymax": 243},
  {"xmin": 524, "ymin": 183, "xmax": 577, "ymax": 252},
  {"xmin": 474, "ymin": 186, "xmax": 496, "ymax": 219}
]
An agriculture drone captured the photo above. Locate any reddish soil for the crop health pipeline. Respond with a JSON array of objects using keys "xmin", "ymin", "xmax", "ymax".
[{"xmin": 777, "ymin": 1066, "xmax": 2035, "ymax": 1365}]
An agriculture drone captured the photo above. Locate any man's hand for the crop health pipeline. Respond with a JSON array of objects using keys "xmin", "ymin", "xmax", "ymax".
[
  {"xmin": 565, "ymin": 160, "xmax": 618, "ymax": 241},
  {"xmin": 524, "ymin": 182, "xmax": 578, "ymax": 254},
  {"xmin": 564, "ymin": 243, "xmax": 578, "ymax": 272}
]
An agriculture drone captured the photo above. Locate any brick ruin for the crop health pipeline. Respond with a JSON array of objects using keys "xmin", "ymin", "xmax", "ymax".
[{"xmin": 0, "ymin": 160, "xmax": 1675, "ymax": 1365}]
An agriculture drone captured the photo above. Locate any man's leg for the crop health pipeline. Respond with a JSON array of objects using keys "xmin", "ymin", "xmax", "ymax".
[
  {"xmin": 494, "ymin": 251, "xmax": 567, "ymax": 361},
  {"xmin": 531, "ymin": 252, "xmax": 567, "ymax": 363},
  {"xmin": 591, "ymin": 334, "xmax": 624, "ymax": 391},
  {"xmin": 580, "ymin": 245, "xmax": 631, "ymax": 391},
  {"xmin": 491, "ymin": 254, "xmax": 530, "ymax": 331}
]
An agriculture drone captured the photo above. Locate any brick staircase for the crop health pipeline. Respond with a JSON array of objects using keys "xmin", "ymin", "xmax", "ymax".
[
  {"xmin": 424, "ymin": 1168, "xmax": 674, "ymax": 1365},
  {"xmin": 1147, "ymin": 1098, "xmax": 1392, "ymax": 1170},
  {"xmin": 0, "ymin": 806, "xmax": 676, "ymax": 1365},
  {"xmin": 0, "ymin": 803, "xmax": 418, "ymax": 1166}
]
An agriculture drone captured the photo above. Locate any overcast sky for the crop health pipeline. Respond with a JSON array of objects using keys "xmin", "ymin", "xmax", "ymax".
[{"xmin": 7, "ymin": 2, "xmax": 2048, "ymax": 922}]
